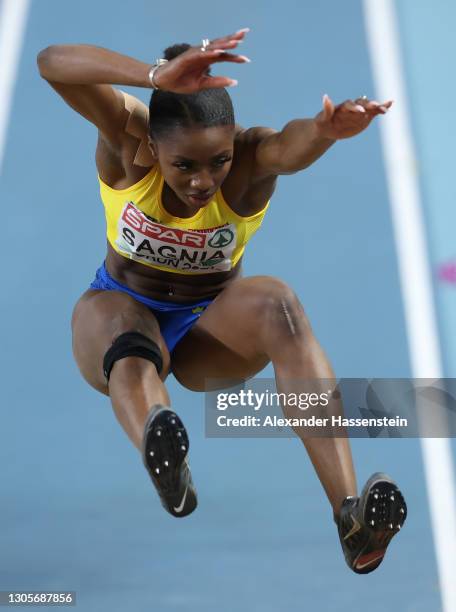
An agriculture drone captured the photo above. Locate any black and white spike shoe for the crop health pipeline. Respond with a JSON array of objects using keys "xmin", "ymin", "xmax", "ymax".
[
  {"xmin": 142, "ymin": 405, "xmax": 197, "ymax": 518},
  {"xmin": 336, "ymin": 472, "xmax": 407, "ymax": 574}
]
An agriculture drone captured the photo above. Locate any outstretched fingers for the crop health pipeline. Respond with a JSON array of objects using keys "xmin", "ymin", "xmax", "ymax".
[
  {"xmin": 315, "ymin": 93, "xmax": 393, "ymax": 139},
  {"xmin": 210, "ymin": 51, "xmax": 251, "ymax": 64},
  {"xmin": 208, "ymin": 28, "xmax": 250, "ymax": 49},
  {"xmin": 158, "ymin": 28, "xmax": 251, "ymax": 92},
  {"xmin": 199, "ymin": 75, "xmax": 239, "ymax": 89},
  {"xmin": 187, "ymin": 43, "xmax": 251, "ymax": 88},
  {"xmin": 353, "ymin": 97, "xmax": 394, "ymax": 114},
  {"xmin": 333, "ymin": 97, "xmax": 394, "ymax": 120},
  {"xmin": 199, "ymin": 28, "xmax": 251, "ymax": 62},
  {"xmin": 343, "ymin": 100, "xmax": 367, "ymax": 113}
]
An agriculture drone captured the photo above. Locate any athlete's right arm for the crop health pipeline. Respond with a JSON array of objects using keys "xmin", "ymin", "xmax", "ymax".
[
  {"xmin": 37, "ymin": 33, "xmax": 250, "ymax": 146},
  {"xmin": 37, "ymin": 45, "xmax": 153, "ymax": 145}
]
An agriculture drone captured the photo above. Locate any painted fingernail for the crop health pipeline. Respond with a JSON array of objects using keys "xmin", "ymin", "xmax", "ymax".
[
  {"xmin": 240, "ymin": 55, "xmax": 251, "ymax": 62},
  {"xmin": 379, "ymin": 106, "xmax": 388, "ymax": 112},
  {"xmin": 355, "ymin": 105, "xmax": 366, "ymax": 112},
  {"xmin": 237, "ymin": 28, "xmax": 250, "ymax": 33},
  {"xmin": 228, "ymin": 79, "xmax": 238, "ymax": 87}
]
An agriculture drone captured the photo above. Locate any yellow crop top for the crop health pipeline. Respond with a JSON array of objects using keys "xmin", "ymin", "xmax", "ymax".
[{"xmin": 98, "ymin": 165, "xmax": 269, "ymax": 275}]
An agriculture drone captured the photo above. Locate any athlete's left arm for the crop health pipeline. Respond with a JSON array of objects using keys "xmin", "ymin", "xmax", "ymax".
[{"xmin": 253, "ymin": 95, "xmax": 392, "ymax": 177}]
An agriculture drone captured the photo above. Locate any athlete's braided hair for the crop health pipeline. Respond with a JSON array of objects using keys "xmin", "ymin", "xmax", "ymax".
[{"xmin": 148, "ymin": 43, "xmax": 235, "ymax": 140}]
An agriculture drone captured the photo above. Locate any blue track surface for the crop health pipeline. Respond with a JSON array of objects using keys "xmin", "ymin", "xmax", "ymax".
[{"xmin": 1, "ymin": 0, "xmax": 453, "ymax": 610}]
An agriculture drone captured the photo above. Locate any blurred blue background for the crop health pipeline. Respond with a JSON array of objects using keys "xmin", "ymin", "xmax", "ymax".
[{"xmin": 1, "ymin": 0, "xmax": 454, "ymax": 610}]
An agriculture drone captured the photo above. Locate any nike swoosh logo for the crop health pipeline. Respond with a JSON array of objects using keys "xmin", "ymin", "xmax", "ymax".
[
  {"xmin": 173, "ymin": 486, "xmax": 188, "ymax": 514},
  {"xmin": 344, "ymin": 514, "xmax": 362, "ymax": 540},
  {"xmin": 355, "ymin": 551, "xmax": 385, "ymax": 570}
]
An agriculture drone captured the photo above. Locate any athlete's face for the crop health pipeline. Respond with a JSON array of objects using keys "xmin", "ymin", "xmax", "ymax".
[{"xmin": 149, "ymin": 125, "xmax": 235, "ymax": 211}]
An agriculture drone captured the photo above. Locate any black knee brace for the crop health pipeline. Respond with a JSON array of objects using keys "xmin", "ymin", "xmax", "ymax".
[{"xmin": 103, "ymin": 331, "xmax": 163, "ymax": 382}]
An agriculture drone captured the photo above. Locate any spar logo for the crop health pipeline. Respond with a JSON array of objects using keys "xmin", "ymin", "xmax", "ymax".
[
  {"xmin": 115, "ymin": 201, "xmax": 237, "ymax": 273},
  {"xmin": 121, "ymin": 202, "xmax": 207, "ymax": 247}
]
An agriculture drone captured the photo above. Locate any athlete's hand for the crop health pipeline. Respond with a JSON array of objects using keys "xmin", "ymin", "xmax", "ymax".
[
  {"xmin": 152, "ymin": 28, "xmax": 251, "ymax": 93},
  {"xmin": 314, "ymin": 95, "xmax": 393, "ymax": 140}
]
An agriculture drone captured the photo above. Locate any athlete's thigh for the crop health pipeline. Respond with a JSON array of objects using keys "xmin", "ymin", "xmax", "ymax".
[
  {"xmin": 171, "ymin": 276, "xmax": 288, "ymax": 391},
  {"xmin": 71, "ymin": 289, "xmax": 171, "ymax": 395}
]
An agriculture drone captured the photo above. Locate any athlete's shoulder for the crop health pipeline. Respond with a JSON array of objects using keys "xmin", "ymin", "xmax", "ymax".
[
  {"xmin": 235, "ymin": 126, "xmax": 278, "ymax": 147},
  {"xmin": 232, "ymin": 126, "xmax": 281, "ymax": 186}
]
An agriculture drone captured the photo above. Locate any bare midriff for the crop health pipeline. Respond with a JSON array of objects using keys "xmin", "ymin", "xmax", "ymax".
[{"xmin": 105, "ymin": 241, "xmax": 242, "ymax": 303}]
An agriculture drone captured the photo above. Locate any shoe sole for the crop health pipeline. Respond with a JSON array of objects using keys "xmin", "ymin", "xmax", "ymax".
[
  {"xmin": 354, "ymin": 472, "xmax": 407, "ymax": 572},
  {"xmin": 142, "ymin": 407, "xmax": 196, "ymax": 516}
]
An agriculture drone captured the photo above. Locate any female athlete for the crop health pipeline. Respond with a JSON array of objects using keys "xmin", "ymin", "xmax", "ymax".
[{"xmin": 37, "ymin": 28, "xmax": 407, "ymax": 574}]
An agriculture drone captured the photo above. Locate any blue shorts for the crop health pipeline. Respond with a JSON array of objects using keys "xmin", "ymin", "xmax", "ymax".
[{"xmin": 89, "ymin": 261, "xmax": 213, "ymax": 353}]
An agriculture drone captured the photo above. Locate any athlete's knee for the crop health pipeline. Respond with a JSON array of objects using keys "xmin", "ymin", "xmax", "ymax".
[
  {"xmin": 250, "ymin": 277, "xmax": 312, "ymax": 340},
  {"xmin": 103, "ymin": 331, "xmax": 164, "ymax": 382},
  {"xmin": 71, "ymin": 290, "xmax": 169, "ymax": 392}
]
